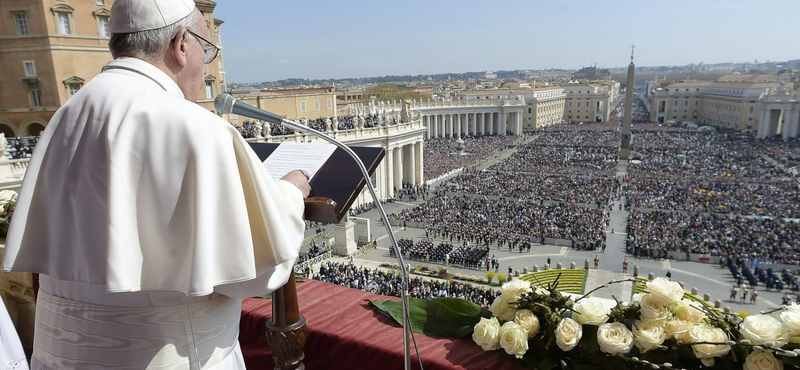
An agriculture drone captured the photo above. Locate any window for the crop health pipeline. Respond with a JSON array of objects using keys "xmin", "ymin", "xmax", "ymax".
[
  {"xmin": 23, "ymin": 61, "xmax": 36, "ymax": 76},
  {"xmin": 528, "ymin": 107, "xmax": 532, "ymax": 114},
  {"xmin": 674, "ymin": 100, "xmax": 678, "ymax": 107},
  {"xmin": 67, "ymin": 83, "xmax": 81, "ymax": 97},
  {"xmin": 749, "ymin": 105, "xmax": 755, "ymax": 114},
  {"xmin": 14, "ymin": 13, "xmax": 29, "ymax": 35},
  {"xmin": 98, "ymin": 16, "xmax": 109, "ymax": 37},
  {"xmin": 695, "ymin": 101, "xmax": 699, "ymax": 107},
  {"xmin": 205, "ymin": 81, "xmax": 213, "ymax": 99},
  {"xmin": 57, "ymin": 12, "xmax": 72, "ymax": 34},
  {"xmin": 300, "ymin": 101, "xmax": 306, "ymax": 112},
  {"xmin": 684, "ymin": 100, "xmax": 689, "ymax": 107},
  {"xmin": 314, "ymin": 100, "xmax": 320, "ymax": 111},
  {"xmin": 29, "ymin": 83, "xmax": 41, "ymax": 107},
  {"xmin": 577, "ymin": 102, "xmax": 581, "ymax": 107},
  {"xmin": 327, "ymin": 99, "xmax": 332, "ymax": 109}
]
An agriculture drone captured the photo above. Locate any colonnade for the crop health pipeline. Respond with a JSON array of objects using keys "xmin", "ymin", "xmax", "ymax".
[
  {"xmin": 758, "ymin": 91, "xmax": 800, "ymax": 139},
  {"xmin": 421, "ymin": 111, "xmax": 523, "ymax": 139},
  {"xmin": 384, "ymin": 140, "xmax": 424, "ymax": 195}
]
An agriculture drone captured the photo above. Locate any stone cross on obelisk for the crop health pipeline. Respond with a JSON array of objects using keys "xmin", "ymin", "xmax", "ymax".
[{"xmin": 620, "ymin": 45, "xmax": 635, "ymax": 160}]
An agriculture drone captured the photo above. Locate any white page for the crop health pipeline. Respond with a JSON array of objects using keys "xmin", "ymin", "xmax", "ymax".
[{"xmin": 262, "ymin": 142, "xmax": 337, "ymax": 181}]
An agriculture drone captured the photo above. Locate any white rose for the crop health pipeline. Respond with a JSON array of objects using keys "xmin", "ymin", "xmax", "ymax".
[
  {"xmin": 740, "ymin": 315, "xmax": 790, "ymax": 347},
  {"xmin": 498, "ymin": 321, "xmax": 529, "ymax": 359},
  {"xmin": 745, "ymin": 350, "xmax": 784, "ymax": 370},
  {"xmin": 647, "ymin": 277, "xmax": 684, "ymax": 306},
  {"xmin": 501, "ymin": 279, "xmax": 533, "ymax": 300},
  {"xmin": 490, "ymin": 295, "xmax": 517, "ymax": 322},
  {"xmin": 573, "ymin": 299, "xmax": 610, "ymax": 326},
  {"xmin": 555, "ymin": 318, "xmax": 582, "ymax": 352},
  {"xmin": 664, "ymin": 319, "xmax": 693, "ymax": 342},
  {"xmin": 639, "ymin": 294, "xmax": 669, "ymax": 323},
  {"xmin": 689, "ymin": 324, "xmax": 731, "ymax": 367},
  {"xmin": 672, "ymin": 298, "xmax": 706, "ymax": 324},
  {"xmin": 780, "ymin": 310, "xmax": 800, "ymax": 336},
  {"xmin": 472, "ymin": 317, "xmax": 501, "ymax": 351},
  {"xmin": 514, "ymin": 309, "xmax": 540, "ymax": 338},
  {"xmin": 632, "ymin": 320, "xmax": 667, "ymax": 353},
  {"xmin": 597, "ymin": 322, "xmax": 633, "ymax": 355}
]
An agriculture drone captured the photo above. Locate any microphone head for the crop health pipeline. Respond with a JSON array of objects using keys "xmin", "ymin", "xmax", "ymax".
[{"xmin": 214, "ymin": 93, "xmax": 235, "ymax": 114}]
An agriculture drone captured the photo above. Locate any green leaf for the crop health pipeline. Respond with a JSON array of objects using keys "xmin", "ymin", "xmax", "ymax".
[
  {"xmin": 782, "ymin": 354, "xmax": 800, "ymax": 367},
  {"xmin": 366, "ymin": 297, "xmax": 488, "ymax": 338},
  {"xmin": 578, "ymin": 325, "xmax": 599, "ymax": 353}
]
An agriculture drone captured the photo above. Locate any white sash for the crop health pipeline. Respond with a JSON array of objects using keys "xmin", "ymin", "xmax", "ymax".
[{"xmin": 31, "ymin": 291, "xmax": 241, "ymax": 369}]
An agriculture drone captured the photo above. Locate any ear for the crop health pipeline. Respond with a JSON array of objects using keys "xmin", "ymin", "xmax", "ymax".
[{"xmin": 169, "ymin": 28, "xmax": 190, "ymax": 67}]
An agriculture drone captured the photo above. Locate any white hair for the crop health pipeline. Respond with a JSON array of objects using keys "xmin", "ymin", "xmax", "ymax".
[{"xmin": 108, "ymin": 11, "xmax": 202, "ymax": 61}]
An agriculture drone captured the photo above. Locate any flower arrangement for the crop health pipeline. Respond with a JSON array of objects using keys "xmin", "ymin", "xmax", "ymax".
[
  {"xmin": 474, "ymin": 277, "xmax": 800, "ymax": 370},
  {"xmin": 0, "ymin": 190, "xmax": 17, "ymax": 238}
]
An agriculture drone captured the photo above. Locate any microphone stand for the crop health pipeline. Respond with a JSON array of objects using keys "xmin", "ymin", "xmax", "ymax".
[{"xmin": 272, "ymin": 118, "xmax": 415, "ymax": 370}]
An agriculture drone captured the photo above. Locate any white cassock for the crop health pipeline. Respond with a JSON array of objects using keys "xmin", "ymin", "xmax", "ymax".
[{"xmin": 1, "ymin": 57, "xmax": 306, "ymax": 369}]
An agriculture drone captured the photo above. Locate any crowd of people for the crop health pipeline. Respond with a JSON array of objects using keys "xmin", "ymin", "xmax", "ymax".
[
  {"xmin": 490, "ymin": 144, "xmax": 618, "ymax": 177},
  {"xmin": 627, "ymin": 210, "xmax": 800, "ymax": 265},
  {"xmin": 4, "ymin": 136, "xmax": 39, "ymax": 160},
  {"xmin": 390, "ymin": 238, "xmax": 493, "ymax": 270},
  {"xmin": 625, "ymin": 178, "xmax": 799, "ymax": 217},
  {"xmin": 440, "ymin": 168, "xmax": 618, "ymax": 205},
  {"xmin": 312, "ymin": 261, "xmax": 499, "ymax": 307},
  {"xmin": 423, "ymin": 135, "xmax": 519, "ymax": 180},
  {"xmin": 392, "ymin": 194, "xmax": 607, "ymax": 248}
]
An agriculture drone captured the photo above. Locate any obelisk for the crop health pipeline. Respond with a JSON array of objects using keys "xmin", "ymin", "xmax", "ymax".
[{"xmin": 620, "ymin": 45, "xmax": 635, "ymax": 160}]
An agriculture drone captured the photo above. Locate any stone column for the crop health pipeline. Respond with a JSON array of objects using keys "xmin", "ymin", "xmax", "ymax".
[
  {"xmin": 470, "ymin": 113, "xmax": 477, "ymax": 135},
  {"xmin": 394, "ymin": 147, "xmax": 403, "ymax": 190},
  {"xmin": 501, "ymin": 113, "xmax": 508, "ymax": 135},
  {"xmin": 785, "ymin": 108, "xmax": 800, "ymax": 139},
  {"xmin": 758, "ymin": 109, "xmax": 768, "ymax": 139},
  {"xmin": 332, "ymin": 216, "xmax": 357, "ymax": 256},
  {"xmin": 386, "ymin": 146, "xmax": 394, "ymax": 195},
  {"xmin": 407, "ymin": 144, "xmax": 416, "ymax": 186},
  {"xmin": 479, "ymin": 113, "xmax": 485, "ymax": 135},
  {"xmin": 516, "ymin": 111, "xmax": 522, "ymax": 134},
  {"xmin": 488, "ymin": 112, "xmax": 494, "ymax": 135},
  {"xmin": 415, "ymin": 141, "xmax": 424, "ymax": 184},
  {"xmin": 434, "ymin": 115, "xmax": 440, "ymax": 138},
  {"xmin": 454, "ymin": 114, "xmax": 461, "ymax": 138}
]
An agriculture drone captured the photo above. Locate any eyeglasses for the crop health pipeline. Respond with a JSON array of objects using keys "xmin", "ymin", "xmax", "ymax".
[{"xmin": 172, "ymin": 29, "xmax": 220, "ymax": 64}]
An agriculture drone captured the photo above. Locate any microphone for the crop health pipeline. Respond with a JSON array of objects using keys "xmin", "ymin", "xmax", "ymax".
[{"xmin": 214, "ymin": 93, "xmax": 420, "ymax": 370}]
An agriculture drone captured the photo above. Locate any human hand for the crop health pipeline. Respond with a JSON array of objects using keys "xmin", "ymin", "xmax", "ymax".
[{"xmin": 281, "ymin": 170, "xmax": 311, "ymax": 198}]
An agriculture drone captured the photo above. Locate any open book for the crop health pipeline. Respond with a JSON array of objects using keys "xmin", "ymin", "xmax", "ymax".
[{"xmin": 249, "ymin": 142, "xmax": 385, "ymax": 224}]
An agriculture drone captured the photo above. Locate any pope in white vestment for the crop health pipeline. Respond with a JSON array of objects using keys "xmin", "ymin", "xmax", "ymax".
[{"xmin": 0, "ymin": 1, "xmax": 308, "ymax": 368}]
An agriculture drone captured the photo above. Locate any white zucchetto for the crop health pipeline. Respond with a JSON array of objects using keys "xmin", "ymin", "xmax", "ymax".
[{"xmin": 110, "ymin": 0, "xmax": 196, "ymax": 33}]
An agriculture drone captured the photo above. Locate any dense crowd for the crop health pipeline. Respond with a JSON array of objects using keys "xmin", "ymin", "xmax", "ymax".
[
  {"xmin": 627, "ymin": 210, "xmax": 800, "ymax": 265},
  {"xmin": 392, "ymin": 194, "xmax": 607, "ymax": 248},
  {"xmin": 528, "ymin": 128, "xmax": 620, "ymax": 148},
  {"xmin": 423, "ymin": 135, "xmax": 519, "ymax": 180},
  {"xmin": 439, "ymin": 168, "xmax": 617, "ymax": 205},
  {"xmin": 391, "ymin": 238, "xmax": 492, "ymax": 270},
  {"xmin": 490, "ymin": 144, "xmax": 618, "ymax": 177},
  {"xmin": 312, "ymin": 261, "xmax": 499, "ymax": 307},
  {"xmin": 625, "ymin": 178, "xmax": 799, "ymax": 217},
  {"xmin": 5, "ymin": 136, "xmax": 39, "ymax": 159}
]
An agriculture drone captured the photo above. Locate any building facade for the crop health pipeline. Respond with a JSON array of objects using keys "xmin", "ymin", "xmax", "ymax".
[
  {"xmin": 649, "ymin": 74, "xmax": 788, "ymax": 130},
  {"xmin": 229, "ymin": 88, "xmax": 337, "ymax": 125},
  {"xmin": 0, "ymin": 0, "xmax": 226, "ymax": 136}
]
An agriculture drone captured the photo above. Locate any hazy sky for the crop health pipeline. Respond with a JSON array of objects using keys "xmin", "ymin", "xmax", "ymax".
[{"xmin": 213, "ymin": 0, "xmax": 799, "ymax": 83}]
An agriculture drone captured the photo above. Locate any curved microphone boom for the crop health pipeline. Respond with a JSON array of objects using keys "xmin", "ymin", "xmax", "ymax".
[{"xmin": 215, "ymin": 93, "xmax": 420, "ymax": 370}]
